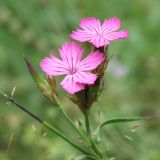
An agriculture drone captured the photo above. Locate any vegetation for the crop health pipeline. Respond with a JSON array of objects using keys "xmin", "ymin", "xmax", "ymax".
[{"xmin": 0, "ymin": 0, "xmax": 160, "ymax": 159}]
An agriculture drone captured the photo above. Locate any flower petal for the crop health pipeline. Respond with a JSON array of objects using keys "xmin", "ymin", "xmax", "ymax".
[
  {"xmin": 73, "ymin": 72, "xmax": 97, "ymax": 84},
  {"xmin": 78, "ymin": 50, "xmax": 105, "ymax": 71},
  {"xmin": 79, "ymin": 17, "xmax": 101, "ymax": 31},
  {"xmin": 102, "ymin": 17, "xmax": 121, "ymax": 33},
  {"xmin": 70, "ymin": 17, "xmax": 101, "ymax": 43},
  {"xmin": 40, "ymin": 55, "xmax": 69, "ymax": 76},
  {"xmin": 60, "ymin": 75, "xmax": 85, "ymax": 94},
  {"xmin": 105, "ymin": 30, "xmax": 128, "ymax": 41},
  {"xmin": 90, "ymin": 36, "xmax": 109, "ymax": 48},
  {"xmin": 59, "ymin": 41, "xmax": 84, "ymax": 69},
  {"xmin": 71, "ymin": 29, "xmax": 96, "ymax": 42}
]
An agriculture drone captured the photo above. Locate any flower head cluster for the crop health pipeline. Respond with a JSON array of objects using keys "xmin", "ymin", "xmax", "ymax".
[
  {"xmin": 40, "ymin": 17, "xmax": 128, "ymax": 94},
  {"xmin": 70, "ymin": 17, "xmax": 128, "ymax": 48}
]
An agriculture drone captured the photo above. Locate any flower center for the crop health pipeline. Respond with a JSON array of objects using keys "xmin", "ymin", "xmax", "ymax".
[{"xmin": 69, "ymin": 68, "xmax": 77, "ymax": 75}]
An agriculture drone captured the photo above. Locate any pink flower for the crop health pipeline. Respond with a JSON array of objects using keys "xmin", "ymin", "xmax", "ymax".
[
  {"xmin": 40, "ymin": 42, "xmax": 105, "ymax": 94},
  {"xmin": 70, "ymin": 17, "xmax": 128, "ymax": 48}
]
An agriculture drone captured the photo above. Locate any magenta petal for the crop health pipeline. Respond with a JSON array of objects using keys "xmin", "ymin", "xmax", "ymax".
[
  {"xmin": 70, "ymin": 17, "xmax": 101, "ymax": 44},
  {"xmin": 102, "ymin": 17, "xmax": 121, "ymax": 33},
  {"xmin": 59, "ymin": 41, "xmax": 84, "ymax": 69},
  {"xmin": 70, "ymin": 30, "xmax": 96, "ymax": 42},
  {"xmin": 90, "ymin": 37, "xmax": 109, "ymax": 48},
  {"xmin": 73, "ymin": 72, "xmax": 97, "ymax": 84},
  {"xmin": 60, "ymin": 75, "xmax": 85, "ymax": 94},
  {"xmin": 40, "ymin": 55, "xmax": 69, "ymax": 76},
  {"xmin": 105, "ymin": 30, "xmax": 128, "ymax": 41},
  {"xmin": 80, "ymin": 17, "xmax": 101, "ymax": 30},
  {"xmin": 78, "ymin": 50, "xmax": 105, "ymax": 71}
]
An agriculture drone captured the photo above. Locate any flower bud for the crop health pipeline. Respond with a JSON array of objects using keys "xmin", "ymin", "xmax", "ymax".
[{"xmin": 24, "ymin": 58, "xmax": 57, "ymax": 103}]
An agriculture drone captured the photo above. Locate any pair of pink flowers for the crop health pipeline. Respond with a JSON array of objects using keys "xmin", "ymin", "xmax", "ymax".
[{"xmin": 40, "ymin": 17, "xmax": 128, "ymax": 94}]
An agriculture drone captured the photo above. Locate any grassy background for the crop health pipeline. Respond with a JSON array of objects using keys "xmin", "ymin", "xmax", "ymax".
[{"xmin": 0, "ymin": 0, "xmax": 160, "ymax": 159}]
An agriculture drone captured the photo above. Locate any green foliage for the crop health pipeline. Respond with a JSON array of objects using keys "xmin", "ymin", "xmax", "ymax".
[{"xmin": 0, "ymin": 0, "xmax": 160, "ymax": 159}]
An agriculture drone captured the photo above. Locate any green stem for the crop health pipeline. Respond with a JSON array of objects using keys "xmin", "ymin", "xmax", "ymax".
[
  {"xmin": 84, "ymin": 113, "xmax": 103, "ymax": 158},
  {"xmin": 43, "ymin": 121, "xmax": 91, "ymax": 156},
  {"xmin": 0, "ymin": 91, "xmax": 96, "ymax": 157},
  {"xmin": 54, "ymin": 96, "xmax": 89, "ymax": 144}
]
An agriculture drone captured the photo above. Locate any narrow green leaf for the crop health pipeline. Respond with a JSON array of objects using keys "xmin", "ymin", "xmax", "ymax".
[
  {"xmin": 100, "ymin": 117, "xmax": 143, "ymax": 129},
  {"xmin": 100, "ymin": 115, "xmax": 160, "ymax": 129}
]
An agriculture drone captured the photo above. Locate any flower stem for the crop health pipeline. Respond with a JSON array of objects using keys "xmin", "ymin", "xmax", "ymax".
[
  {"xmin": 53, "ymin": 95, "xmax": 89, "ymax": 144},
  {"xmin": 84, "ymin": 113, "xmax": 103, "ymax": 158},
  {"xmin": 0, "ymin": 91, "xmax": 96, "ymax": 157}
]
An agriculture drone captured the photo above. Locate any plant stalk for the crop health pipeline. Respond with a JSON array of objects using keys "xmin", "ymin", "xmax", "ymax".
[
  {"xmin": 84, "ymin": 113, "xmax": 103, "ymax": 158},
  {"xmin": 0, "ymin": 91, "xmax": 96, "ymax": 157},
  {"xmin": 53, "ymin": 95, "xmax": 89, "ymax": 144}
]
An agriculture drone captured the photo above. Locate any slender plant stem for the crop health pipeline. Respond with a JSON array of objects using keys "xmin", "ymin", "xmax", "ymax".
[
  {"xmin": 84, "ymin": 113, "xmax": 103, "ymax": 158},
  {"xmin": 53, "ymin": 95, "xmax": 89, "ymax": 144},
  {"xmin": 0, "ymin": 91, "xmax": 96, "ymax": 157},
  {"xmin": 43, "ymin": 121, "xmax": 91, "ymax": 156}
]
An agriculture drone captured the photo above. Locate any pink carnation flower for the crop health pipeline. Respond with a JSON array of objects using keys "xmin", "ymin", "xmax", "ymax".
[
  {"xmin": 40, "ymin": 42, "xmax": 105, "ymax": 94},
  {"xmin": 70, "ymin": 17, "xmax": 128, "ymax": 48}
]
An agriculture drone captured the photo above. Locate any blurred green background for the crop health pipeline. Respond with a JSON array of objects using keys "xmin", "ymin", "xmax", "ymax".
[{"xmin": 0, "ymin": 0, "xmax": 160, "ymax": 159}]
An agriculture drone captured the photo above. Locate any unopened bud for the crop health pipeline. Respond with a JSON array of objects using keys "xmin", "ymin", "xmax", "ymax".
[{"xmin": 24, "ymin": 58, "xmax": 57, "ymax": 103}]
